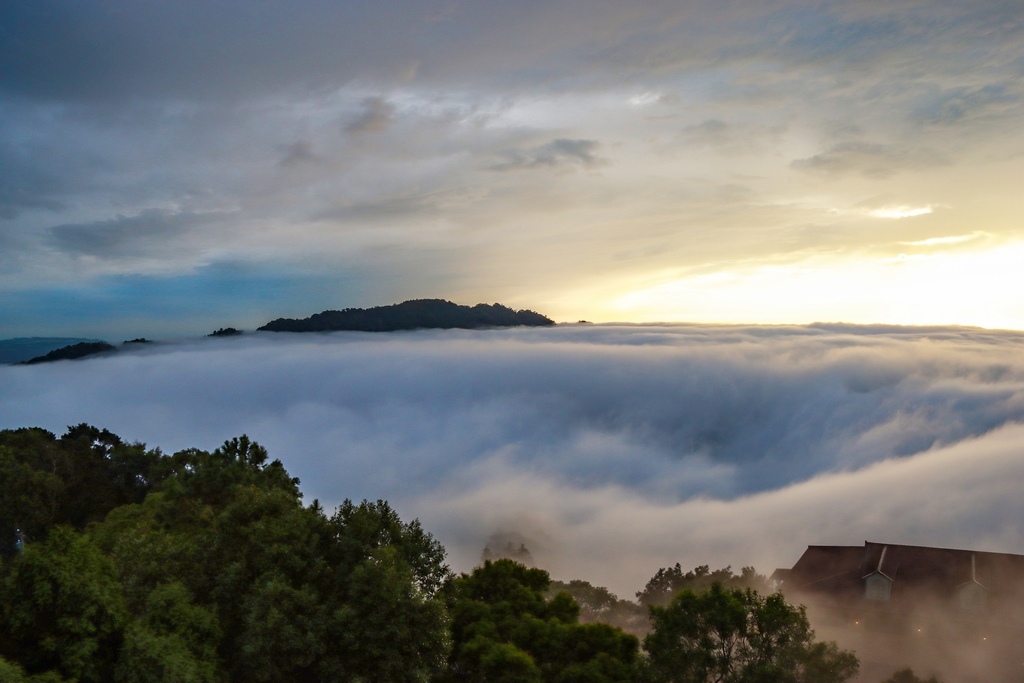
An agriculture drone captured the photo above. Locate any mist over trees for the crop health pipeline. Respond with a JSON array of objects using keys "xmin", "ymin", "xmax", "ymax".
[
  {"xmin": 642, "ymin": 584, "xmax": 859, "ymax": 683},
  {"xmin": 0, "ymin": 425, "xmax": 867, "ymax": 682},
  {"xmin": 637, "ymin": 564, "xmax": 771, "ymax": 608}
]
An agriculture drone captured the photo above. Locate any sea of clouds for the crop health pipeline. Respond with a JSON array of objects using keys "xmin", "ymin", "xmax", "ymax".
[{"xmin": 4, "ymin": 323, "xmax": 1024, "ymax": 598}]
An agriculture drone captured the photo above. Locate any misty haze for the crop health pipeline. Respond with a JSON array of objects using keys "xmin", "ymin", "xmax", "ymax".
[
  {"xmin": 5, "ymin": 324, "xmax": 1024, "ymax": 591},
  {"xmin": 6, "ymin": 323, "xmax": 1024, "ymax": 680}
]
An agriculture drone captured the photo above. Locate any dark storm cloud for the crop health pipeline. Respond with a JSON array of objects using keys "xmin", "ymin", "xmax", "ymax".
[
  {"xmin": 4, "ymin": 324, "xmax": 1024, "ymax": 594},
  {"xmin": 490, "ymin": 139, "xmax": 605, "ymax": 171},
  {"xmin": 49, "ymin": 209, "xmax": 226, "ymax": 258}
]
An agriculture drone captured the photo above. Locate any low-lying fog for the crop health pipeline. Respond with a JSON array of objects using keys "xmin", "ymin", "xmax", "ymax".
[{"xmin": 4, "ymin": 323, "xmax": 1024, "ymax": 597}]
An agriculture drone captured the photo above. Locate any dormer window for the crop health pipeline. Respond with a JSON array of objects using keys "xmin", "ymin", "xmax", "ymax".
[
  {"xmin": 957, "ymin": 583, "xmax": 986, "ymax": 611},
  {"xmin": 957, "ymin": 554, "xmax": 987, "ymax": 612},
  {"xmin": 865, "ymin": 573, "xmax": 892, "ymax": 601}
]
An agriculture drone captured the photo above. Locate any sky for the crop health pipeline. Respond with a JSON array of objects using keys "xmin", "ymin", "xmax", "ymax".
[
  {"xmin": 3, "ymin": 1, "xmax": 1024, "ymax": 337},
  {"xmin": 5, "ymin": 324, "xmax": 1024, "ymax": 597}
]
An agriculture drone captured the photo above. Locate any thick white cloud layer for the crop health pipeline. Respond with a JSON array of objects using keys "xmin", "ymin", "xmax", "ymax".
[{"xmin": 4, "ymin": 324, "xmax": 1024, "ymax": 596}]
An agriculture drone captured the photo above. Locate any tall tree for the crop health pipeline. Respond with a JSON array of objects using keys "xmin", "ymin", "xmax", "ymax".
[
  {"xmin": 637, "ymin": 564, "xmax": 770, "ymax": 608},
  {"xmin": 0, "ymin": 527, "xmax": 127, "ymax": 683},
  {"xmin": 642, "ymin": 583, "xmax": 858, "ymax": 683},
  {"xmin": 439, "ymin": 559, "xmax": 639, "ymax": 683}
]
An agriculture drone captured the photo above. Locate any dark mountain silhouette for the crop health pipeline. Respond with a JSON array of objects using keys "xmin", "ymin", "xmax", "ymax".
[
  {"xmin": 208, "ymin": 327, "xmax": 243, "ymax": 337},
  {"xmin": 0, "ymin": 338, "xmax": 101, "ymax": 365},
  {"xmin": 258, "ymin": 299, "xmax": 555, "ymax": 332},
  {"xmin": 19, "ymin": 341, "xmax": 117, "ymax": 365}
]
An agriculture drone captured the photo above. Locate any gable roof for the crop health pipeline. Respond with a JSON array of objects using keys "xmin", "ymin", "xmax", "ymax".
[{"xmin": 778, "ymin": 541, "xmax": 1024, "ymax": 609}]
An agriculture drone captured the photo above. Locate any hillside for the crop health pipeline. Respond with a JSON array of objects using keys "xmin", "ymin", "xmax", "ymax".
[
  {"xmin": 18, "ymin": 341, "xmax": 116, "ymax": 365},
  {"xmin": 0, "ymin": 338, "xmax": 100, "ymax": 365},
  {"xmin": 258, "ymin": 299, "xmax": 555, "ymax": 332}
]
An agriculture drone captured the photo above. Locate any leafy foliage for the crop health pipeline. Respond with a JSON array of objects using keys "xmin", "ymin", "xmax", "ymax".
[
  {"xmin": 0, "ymin": 527, "xmax": 127, "ymax": 682},
  {"xmin": 637, "ymin": 564, "xmax": 771, "ymax": 608},
  {"xmin": 0, "ymin": 425, "xmax": 451, "ymax": 682},
  {"xmin": 641, "ymin": 583, "xmax": 858, "ymax": 683},
  {"xmin": 440, "ymin": 559, "xmax": 640, "ymax": 682},
  {"xmin": 550, "ymin": 579, "xmax": 649, "ymax": 636},
  {"xmin": 0, "ymin": 425, "xmax": 163, "ymax": 557},
  {"xmin": 0, "ymin": 656, "xmax": 67, "ymax": 683}
]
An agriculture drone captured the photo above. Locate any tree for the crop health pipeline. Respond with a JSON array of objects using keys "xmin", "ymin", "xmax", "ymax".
[
  {"xmin": 329, "ymin": 499, "xmax": 450, "ymax": 598},
  {"xmin": 642, "ymin": 583, "xmax": 858, "ymax": 683},
  {"xmin": 637, "ymin": 564, "xmax": 770, "ymax": 608},
  {"xmin": 880, "ymin": 669, "xmax": 941, "ymax": 683},
  {"xmin": 114, "ymin": 582, "xmax": 220, "ymax": 683},
  {"xmin": 0, "ymin": 425, "xmax": 164, "ymax": 556},
  {"xmin": 549, "ymin": 579, "xmax": 649, "ymax": 636},
  {"xmin": 0, "ymin": 527, "xmax": 127, "ymax": 683},
  {"xmin": 94, "ymin": 438, "xmax": 453, "ymax": 682},
  {"xmin": 440, "ymin": 559, "xmax": 639, "ymax": 682},
  {"xmin": 0, "ymin": 656, "xmax": 67, "ymax": 683}
]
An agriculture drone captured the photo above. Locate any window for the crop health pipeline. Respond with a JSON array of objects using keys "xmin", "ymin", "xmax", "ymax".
[
  {"xmin": 958, "ymin": 583, "xmax": 986, "ymax": 612},
  {"xmin": 865, "ymin": 574, "xmax": 892, "ymax": 601}
]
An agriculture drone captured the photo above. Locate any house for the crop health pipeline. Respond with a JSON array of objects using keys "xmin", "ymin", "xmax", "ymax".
[
  {"xmin": 772, "ymin": 541, "xmax": 1024, "ymax": 681},
  {"xmin": 773, "ymin": 541, "xmax": 1024, "ymax": 621}
]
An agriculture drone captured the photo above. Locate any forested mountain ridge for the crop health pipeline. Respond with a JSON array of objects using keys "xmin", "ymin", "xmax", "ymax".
[
  {"xmin": 17, "ymin": 341, "xmax": 117, "ymax": 365},
  {"xmin": 259, "ymin": 298, "xmax": 555, "ymax": 332},
  {"xmin": 4, "ymin": 300, "xmax": 555, "ymax": 365},
  {"xmin": 0, "ymin": 338, "xmax": 101, "ymax": 365}
]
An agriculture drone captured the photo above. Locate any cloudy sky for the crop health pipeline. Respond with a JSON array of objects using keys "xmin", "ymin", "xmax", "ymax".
[
  {"xmin": 3, "ymin": 1, "xmax": 1024, "ymax": 337},
  {"xmin": 5, "ymin": 325, "xmax": 1024, "ymax": 597}
]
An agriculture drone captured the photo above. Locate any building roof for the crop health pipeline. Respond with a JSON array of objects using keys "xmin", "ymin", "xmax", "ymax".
[{"xmin": 777, "ymin": 541, "xmax": 1024, "ymax": 610}]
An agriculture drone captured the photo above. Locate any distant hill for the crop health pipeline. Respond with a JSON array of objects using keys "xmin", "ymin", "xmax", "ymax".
[
  {"xmin": 208, "ymin": 327, "xmax": 243, "ymax": 337},
  {"xmin": 19, "ymin": 341, "xmax": 117, "ymax": 365},
  {"xmin": 259, "ymin": 299, "xmax": 555, "ymax": 332},
  {"xmin": 0, "ymin": 337, "xmax": 101, "ymax": 365}
]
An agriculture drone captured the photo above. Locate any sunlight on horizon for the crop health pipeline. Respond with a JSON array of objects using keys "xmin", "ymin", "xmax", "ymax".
[{"xmin": 590, "ymin": 240, "xmax": 1024, "ymax": 331}]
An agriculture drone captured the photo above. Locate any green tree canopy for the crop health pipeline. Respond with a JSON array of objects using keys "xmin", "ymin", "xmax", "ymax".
[
  {"xmin": 440, "ymin": 559, "xmax": 640, "ymax": 683},
  {"xmin": 642, "ymin": 583, "xmax": 858, "ymax": 683},
  {"xmin": 637, "ymin": 564, "xmax": 770, "ymax": 608},
  {"xmin": 0, "ymin": 425, "xmax": 164, "ymax": 556},
  {"xmin": 549, "ymin": 579, "xmax": 649, "ymax": 636},
  {"xmin": 0, "ymin": 426, "xmax": 452, "ymax": 683},
  {"xmin": 0, "ymin": 526, "xmax": 127, "ymax": 682}
]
